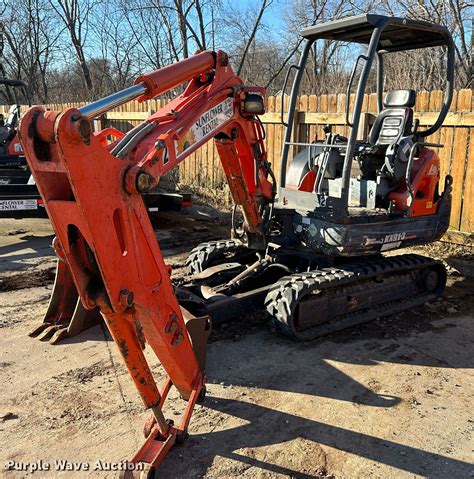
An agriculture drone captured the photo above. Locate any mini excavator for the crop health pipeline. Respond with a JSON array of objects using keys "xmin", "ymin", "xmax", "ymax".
[{"xmin": 20, "ymin": 14, "xmax": 455, "ymax": 476}]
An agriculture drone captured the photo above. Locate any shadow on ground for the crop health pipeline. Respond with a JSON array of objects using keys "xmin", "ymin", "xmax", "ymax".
[{"xmin": 180, "ymin": 394, "xmax": 473, "ymax": 478}]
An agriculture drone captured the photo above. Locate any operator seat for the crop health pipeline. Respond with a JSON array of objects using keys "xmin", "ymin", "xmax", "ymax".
[
  {"xmin": 357, "ymin": 89, "xmax": 416, "ymax": 179},
  {"xmin": 368, "ymin": 89, "xmax": 416, "ymax": 146}
]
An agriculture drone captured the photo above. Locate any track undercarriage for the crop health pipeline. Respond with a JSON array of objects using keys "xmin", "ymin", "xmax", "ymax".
[{"xmin": 177, "ymin": 239, "xmax": 447, "ymax": 341}]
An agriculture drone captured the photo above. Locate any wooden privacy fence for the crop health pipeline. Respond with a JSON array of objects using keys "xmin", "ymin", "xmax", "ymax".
[{"xmin": 2, "ymin": 89, "xmax": 473, "ymax": 241}]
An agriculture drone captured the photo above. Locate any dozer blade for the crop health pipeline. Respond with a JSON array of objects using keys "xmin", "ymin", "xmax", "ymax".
[{"xmin": 29, "ymin": 258, "xmax": 102, "ymax": 344}]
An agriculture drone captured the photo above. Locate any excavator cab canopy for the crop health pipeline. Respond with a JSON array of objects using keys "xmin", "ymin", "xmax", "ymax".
[
  {"xmin": 300, "ymin": 14, "xmax": 452, "ymax": 52},
  {"xmin": 279, "ymin": 14, "xmax": 455, "ymax": 219}
]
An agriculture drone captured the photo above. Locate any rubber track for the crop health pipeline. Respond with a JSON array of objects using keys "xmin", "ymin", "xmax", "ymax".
[
  {"xmin": 264, "ymin": 254, "xmax": 445, "ymax": 340},
  {"xmin": 185, "ymin": 239, "xmax": 246, "ymax": 275}
]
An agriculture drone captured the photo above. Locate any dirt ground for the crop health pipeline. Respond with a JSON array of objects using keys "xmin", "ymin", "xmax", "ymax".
[{"xmin": 0, "ymin": 207, "xmax": 473, "ymax": 478}]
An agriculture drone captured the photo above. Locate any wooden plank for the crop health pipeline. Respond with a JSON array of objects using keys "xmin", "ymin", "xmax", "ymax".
[
  {"xmin": 438, "ymin": 126, "xmax": 454, "ymax": 190},
  {"xmin": 328, "ymin": 94, "xmax": 340, "ymax": 135},
  {"xmin": 87, "ymin": 102, "xmax": 474, "ymax": 127},
  {"xmin": 274, "ymin": 95, "xmax": 284, "ymax": 183},
  {"xmin": 414, "ymin": 112, "xmax": 474, "ymax": 127},
  {"xmin": 106, "ymin": 111, "xmax": 149, "ymax": 121},
  {"xmin": 449, "ymin": 90, "xmax": 458, "ymax": 113},
  {"xmin": 336, "ymin": 93, "xmax": 346, "ymax": 113},
  {"xmin": 460, "ymin": 128, "xmax": 474, "ymax": 232},
  {"xmin": 272, "ymin": 95, "xmax": 281, "ymax": 182},
  {"xmin": 457, "ymin": 89, "xmax": 472, "ymax": 112},
  {"xmin": 361, "ymin": 93, "xmax": 368, "ymax": 112},
  {"xmin": 416, "ymin": 90, "xmax": 429, "ymax": 111},
  {"xmin": 328, "ymin": 94, "xmax": 337, "ymax": 113},
  {"xmin": 299, "ymin": 112, "xmax": 349, "ymax": 125},
  {"xmin": 290, "ymin": 91, "xmax": 300, "ymax": 160},
  {"xmin": 298, "ymin": 95, "xmax": 309, "ymax": 144},
  {"xmin": 429, "ymin": 90, "xmax": 443, "ymax": 111},
  {"xmin": 319, "ymin": 94, "xmax": 328, "ymax": 113},
  {"xmin": 260, "ymin": 111, "xmax": 474, "ymax": 127},
  {"xmin": 259, "ymin": 112, "xmax": 284, "ymax": 124},
  {"xmin": 308, "ymin": 95, "xmax": 317, "ymax": 142},
  {"xmin": 439, "ymin": 92, "xmax": 457, "ymax": 185},
  {"xmin": 357, "ymin": 113, "xmax": 375, "ymax": 140},
  {"xmin": 337, "ymin": 93, "xmax": 348, "ymax": 136},
  {"xmin": 266, "ymin": 96, "xmax": 276, "ymax": 182},
  {"xmin": 281, "ymin": 94, "xmax": 292, "ymax": 170},
  {"xmin": 428, "ymin": 91, "xmax": 443, "ymax": 146},
  {"xmin": 449, "ymin": 127, "xmax": 468, "ymax": 230},
  {"xmin": 317, "ymin": 94, "xmax": 328, "ymax": 140},
  {"xmin": 448, "ymin": 89, "xmax": 472, "ymax": 230},
  {"xmin": 201, "ymin": 123, "xmax": 209, "ymax": 188},
  {"xmin": 4, "ymin": 89, "xmax": 472, "ymax": 241},
  {"xmin": 211, "ymin": 134, "xmax": 218, "ymax": 190},
  {"xmin": 367, "ymin": 93, "xmax": 377, "ymax": 113},
  {"xmin": 193, "ymin": 132, "xmax": 200, "ymax": 187},
  {"xmin": 214, "ymin": 142, "xmax": 223, "ymax": 188}
]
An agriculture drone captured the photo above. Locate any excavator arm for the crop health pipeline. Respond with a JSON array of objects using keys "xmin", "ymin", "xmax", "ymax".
[{"xmin": 19, "ymin": 50, "xmax": 274, "ymax": 474}]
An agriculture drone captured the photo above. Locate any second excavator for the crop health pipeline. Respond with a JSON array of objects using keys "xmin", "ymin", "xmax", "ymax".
[{"xmin": 20, "ymin": 13, "xmax": 455, "ymax": 476}]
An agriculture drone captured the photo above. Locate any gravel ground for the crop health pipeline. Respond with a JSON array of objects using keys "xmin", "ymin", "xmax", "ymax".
[{"xmin": 0, "ymin": 211, "xmax": 473, "ymax": 478}]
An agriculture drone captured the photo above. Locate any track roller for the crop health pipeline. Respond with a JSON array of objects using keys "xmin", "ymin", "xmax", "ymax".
[
  {"xmin": 185, "ymin": 239, "xmax": 251, "ymax": 274},
  {"xmin": 265, "ymin": 254, "xmax": 447, "ymax": 341}
]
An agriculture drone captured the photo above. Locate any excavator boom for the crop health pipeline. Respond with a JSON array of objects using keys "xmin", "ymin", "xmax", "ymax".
[{"xmin": 19, "ymin": 50, "xmax": 274, "ymax": 473}]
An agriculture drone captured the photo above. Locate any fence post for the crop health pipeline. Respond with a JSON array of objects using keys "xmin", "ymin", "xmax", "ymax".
[
  {"xmin": 93, "ymin": 114, "xmax": 107, "ymax": 132},
  {"xmin": 357, "ymin": 113, "xmax": 375, "ymax": 140},
  {"xmin": 291, "ymin": 95, "xmax": 300, "ymax": 147}
]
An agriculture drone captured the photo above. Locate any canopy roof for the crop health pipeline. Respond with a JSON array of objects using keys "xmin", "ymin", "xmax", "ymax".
[{"xmin": 300, "ymin": 14, "xmax": 452, "ymax": 52}]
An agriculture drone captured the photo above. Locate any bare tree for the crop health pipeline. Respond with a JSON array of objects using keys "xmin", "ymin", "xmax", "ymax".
[
  {"xmin": 194, "ymin": 0, "xmax": 208, "ymax": 50},
  {"xmin": 0, "ymin": 0, "xmax": 470, "ymax": 104},
  {"xmin": 1, "ymin": 0, "xmax": 63, "ymax": 102},
  {"xmin": 218, "ymin": 0, "xmax": 280, "ymax": 87},
  {"xmin": 122, "ymin": 0, "xmax": 218, "ymax": 72},
  {"xmin": 49, "ymin": 0, "xmax": 97, "ymax": 94},
  {"xmin": 381, "ymin": 0, "xmax": 473, "ymax": 89},
  {"xmin": 0, "ymin": 20, "xmax": 15, "ymax": 104},
  {"xmin": 91, "ymin": 0, "xmax": 139, "ymax": 94},
  {"xmin": 236, "ymin": 0, "xmax": 272, "ymax": 75},
  {"xmin": 277, "ymin": 0, "xmax": 377, "ymax": 94}
]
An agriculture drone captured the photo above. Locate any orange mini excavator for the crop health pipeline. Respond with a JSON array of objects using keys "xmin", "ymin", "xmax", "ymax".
[{"xmin": 20, "ymin": 14, "xmax": 455, "ymax": 476}]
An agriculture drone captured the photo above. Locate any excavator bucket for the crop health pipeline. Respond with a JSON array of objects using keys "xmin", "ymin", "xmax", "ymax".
[{"xmin": 29, "ymin": 257, "xmax": 102, "ymax": 344}]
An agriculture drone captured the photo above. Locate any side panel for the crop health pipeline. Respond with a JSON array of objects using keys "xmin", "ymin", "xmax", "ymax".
[{"xmin": 289, "ymin": 187, "xmax": 451, "ymax": 256}]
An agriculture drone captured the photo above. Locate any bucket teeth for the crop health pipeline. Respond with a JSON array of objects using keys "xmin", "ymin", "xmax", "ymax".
[
  {"xmin": 49, "ymin": 327, "xmax": 71, "ymax": 345},
  {"xmin": 29, "ymin": 323, "xmax": 54, "ymax": 338},
  {"xmin": 29, "ymin": 257, "xmax": 102, "ymax": 344},
  {"xmin": 30, "ymin": 323, "xmax": 70, "ymax": 344},
  {"xmin": 36, "ymin": 324, "xmax": 63, "ymax": 341}
]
